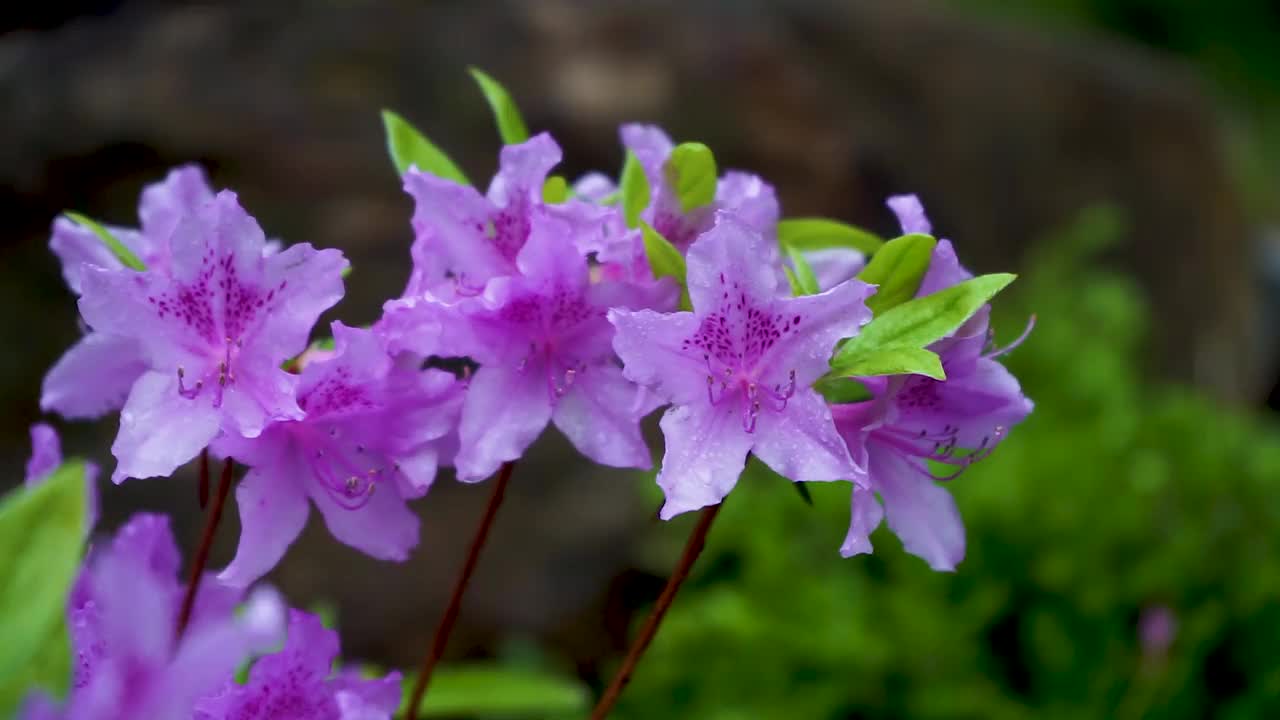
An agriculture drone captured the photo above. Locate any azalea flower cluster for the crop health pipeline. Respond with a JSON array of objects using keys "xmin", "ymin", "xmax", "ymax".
[{"xmin": 22, "ymin": 94, "xmax": 1031, "ymax": 716}]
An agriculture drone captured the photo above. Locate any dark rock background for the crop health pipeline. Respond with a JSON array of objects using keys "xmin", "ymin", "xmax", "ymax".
[{"xmin": 0, "ymin": 0, "xmax": 1265, "ymax": 673}]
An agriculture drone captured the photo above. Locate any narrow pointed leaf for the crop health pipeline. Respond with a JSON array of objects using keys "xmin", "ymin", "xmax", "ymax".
[
  {"xmin": 542, "ymin": 175, "xmax": 570, "ymax": 204},
  {"xmin": 468, "ymin": 67, "xmax": 530, "ymax": 145},
  {"xmin": 65, "ymin": 212, "xmax": 145, "ymax": 271},
  {"xmin": 829, "ymin": 273, "xmax": 1017, "ymax": 378},
  {"xmin": 857, "ymin": 233, "xmax": 937, "ymax": 315},
  {"xmin": 779, "ymin": 218, "xmax": 884, "ymax": 254},
  {"xmin": 0, "ymin": 461, "xmax": 88, "ymax": 714},
  {"xmin": 784, "ymin": 247, "xmax": 820, "ymax": 296},
  {"xmin": 381, "ymin": 109, "xmax": 470, "ymax": 185},
  {"xmin": 829, "ymin": 346, "xmax": 945, "ymax": 381},
  {"xmin": 663, "ymin": 142, "xmax": 717, "ymax": 213},
  {"xmin": 620, "ymin": 150, "xmax": 650, "ymax": 228},
  {"xmin": 640, "ymin": 221, "xmax": 690, "ymax": 310}
]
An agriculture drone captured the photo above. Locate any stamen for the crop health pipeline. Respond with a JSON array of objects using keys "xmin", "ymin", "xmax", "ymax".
[
  {"xmin": 177, "ymin": 367, "xmax": 203, "ymax": 399},
  {"xmin": 984, "ymin": 315, "xmax": 1036, "ymax": 359}
]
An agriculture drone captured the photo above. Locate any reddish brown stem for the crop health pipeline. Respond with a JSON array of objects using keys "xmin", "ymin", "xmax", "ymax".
[
  {"xmin": 197, "ymin": 447, "xmax": 210, "ymax": 509},
  {"xmin": 589, "ymin": 503, "xmax": 724, "ymax": 720},
  {"xmin": 176, "ymin": 456, "xmax": 234, "ymax": 639},
  {"xmin": 405, "ymin": 461, "xmax": 515, "ymax": 720}
]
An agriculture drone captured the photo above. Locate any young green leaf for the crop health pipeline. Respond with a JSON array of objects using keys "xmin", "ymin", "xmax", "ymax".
[
  {"xmin": 620, "ymin": 150, "xmax": 650, "ymax": 228},
  {"xmin": 829, "ymin": 273, "xmax": 1017, "ymax": 379},
  {"xmin": 829, "ymin": 346, "xmax": 945, "ymax": 381},
  {"xmin": 399, "ymin": 663, "xmax": 589, "ymax": 717},
  {"xmin": 542, "ymin": 175, "xmax": 570, "ymax": 204},
  {"xmin": 662, "ymin": 142, "xmax": 717, "ymax": 213},
  {"xmin": 640, "ymin": 221, "xmax": 691, "ymax": 310},
  {"xmin": 468, "ymin": 67, "xmax": 530, "ymax": 145},
  {"xmin": 0, "ymin": 461, "xmax": 88, "ymax": 715},
  {"xmin": 64, "ymin": 212, "xmax": 145, "ymax": 271},
  {"xmin": 784, "ymin": 247, "xmax": 821, "ymax": 296},
  {"xmin": 814, "ymin": 376, "xmax": 874, "ymax": 404},
  {"xmin": 857, "ymin": 233, "xmax": 937, "ymax": 315},
  {"xmin": 380, "ymin": 109, "xmax": 470, "ymax": 185},
  {"xmin": 779, "ymin": 218, "xmax": 884, "ymax": 255}
]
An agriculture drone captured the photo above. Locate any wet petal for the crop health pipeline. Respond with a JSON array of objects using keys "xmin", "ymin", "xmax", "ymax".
[
  {"xmin": 751, "ymin": 389, "xmax": 862, "ymax": 483},
  {"xmin": 553, "ymin": 364, "xmax": 657, "ymax": 469},
  {"xmin": 656, "ymin": 403, "xmax": 753, "ymax": 520},
  {"xmin": 455, "ymin": 364, "xmax": 553, "ymax": 481},
  {"xmin": 111, "ymin": 370, "xmax": 219, "ymax": 482}
]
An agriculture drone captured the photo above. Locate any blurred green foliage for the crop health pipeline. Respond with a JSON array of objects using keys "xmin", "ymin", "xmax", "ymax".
[{"xmin": 616, "ymin": 208, "xmax": 1280, "ymax": 719}]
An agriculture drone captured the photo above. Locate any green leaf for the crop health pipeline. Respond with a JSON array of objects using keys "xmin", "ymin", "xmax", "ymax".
[
  {"xmin": 857, "ymin": 233, "xmax": 937, "ymax": 315},
  {"xmin": 64, "ymin": 212, "xmax": 145, "ymax": 271},
  {"xmin": 814, "ymin": 376, "xmax": 874, "ymax": 404},
  {"xmin": 784, "ymin": 247, "xmax": 821, "ymax": 296},
  {"xmin": 0, "ymin": 461, "xmax": 88, "ymax": 715},
  {"xmin": 830, "ymin": 346, "xmax": 946, "ymax": 380},
  {"xmin": 380, "ymin": 109, "xmax": 470, "ymax": 184},
  {"xmin": 542, "ymin": 175, "xmax": 570, "ymax": 204},
  {"xmin": 829, "ymin": 273, "xmax": 1017, "ymax": 379},
  {"xmin": 620, "ymin": 150, "xmax": 650, "ymax": 228},
  {"xmin": 400, "ymin": 664, "xmax": 590, "ymax": 717},
  {"xmin": 662, "ymin": 142, "xmax": 717, "ymax": 213},
  {"xmin": 468, "ymin": 67, "xmax": 530, "ymax": 145},
  {"xmin": 641, "ymin": 222, "xmax": 691, "ymax": 310},
  {"xmin": 779, "ymin": 218, "xmax": 884, "ymax": 255}
]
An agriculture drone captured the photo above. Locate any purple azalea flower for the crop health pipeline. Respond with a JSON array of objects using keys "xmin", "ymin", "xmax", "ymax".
[
  {"xmin": 25, "ymin": 423, "xmax": 99, "ymax": 532},
  {"xmin": 42, "ymin": 165, "xmax": 215, "ymax": 420},
  {"xmin": 610, "ymin": 213, "xmax": 874, "ymax": 519},
  {"xmin": 76, "ymin": 190, "xmax": 347, "ymax": 482},
  {"xmin": 834, "ymin": 195, "xmax": 1032, "ymax": 571},
  {"xmin": 401, "ymin": 132, "xmax": 613, "ymax": 297},
  {"xmin": 382, "ymin": 212, "xmax": 663, "ymax": 481},
  {"xmin": 214, "ymin": 322, "xmax": 462, "ymax": 587},
  {"xmin": 195, "ymin": 610, "xmax": 401, "ymax": 720},
  {"xmin": 20, "ymin": 514, "xmax": 284, "ymax": 720},
  {"xmin": 621, "ymin": 124, "xmax": 779, "ymax": 252}
]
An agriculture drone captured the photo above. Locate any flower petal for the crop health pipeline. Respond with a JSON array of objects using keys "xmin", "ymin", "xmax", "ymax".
[
  {"xmin": 455, "ymin": 364, "xmax": 553, "ymax": 481},
  {"xmin": 887, "ymin": 194, "xmax": 932, "ymax": 236},
  {"xmin": 684, "ymin": 213, "xmax": 780, "ymax": 313},
  {"xmin": 608, "ymin": 308, "xmax": 706, "ymax": 406},
  {"xmin": 138, "ymin": 164, "xmax": 214, "ymax": 251},
  {"xmin": 803, "ymin": 248, "xmax": 866, "ymax": 292},
  {"xmin": 487, "ymin": 132, "xmax": 562, "ymax": 209},
  {"xmin": 218, "ymin": 449, "xmax": 311, "ymax": 587},
  {"xmin": 656, "ymin": 403, "xmax": 753, "ymax": 520},
  {"xmin": 751, "ymin": 389, "xmax": 862, "ymax": 483},
  {"xmin": 840, "ymin": 484, "xmax": 884, "ymax": 558},
  {"xmin": 871, "ymin": 446, "xmax": 965, "ymax": 571},
  {"xmin": 715, "ymin": 171, "xmax": 779, "ymax": 238},
  {"xmin": 111, "ymin": 370, "xmax": 220, "ymax": 482},
  {"xmin": 765, "ymin": 277, "xmax": 874, "ymax": 386},
  {"xmin": 553, "ymin": 364, "xmax": 657, "ymax": 469},
  {"xmin": 308, "ymin": 469, "xmax": 420, "ymax": 562},
  {"xmin": 917, "ymin": 238, "xmax": 972, "ymax": 297},
  {"xmin": 25, "ymin": 423, "xmax": 62, "ymax": 484},
  {"xmin": 404, "ymin": 169, "xmax": 505, "ymax": 292},
  {"xmin": 41, "ymin": 332, "xmax": 148, "ymax": 420}
]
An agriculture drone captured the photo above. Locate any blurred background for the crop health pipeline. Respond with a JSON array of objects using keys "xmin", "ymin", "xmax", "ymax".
[{"xmin": 3, "ymin": 0, "xmax": 1280, "ymax": 717}]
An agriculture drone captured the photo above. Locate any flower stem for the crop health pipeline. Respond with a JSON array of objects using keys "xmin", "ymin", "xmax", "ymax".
[
  {"xmin": 405, "ymin": 461, "xmax": 515, "ymax": 720},
  {"xmin": 176, "ymin": 456, "xmax": 234, "ymax": 638},
  {"xmin": 590, "ymin": 502, "xmax": 724, "ymax": 720}
]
